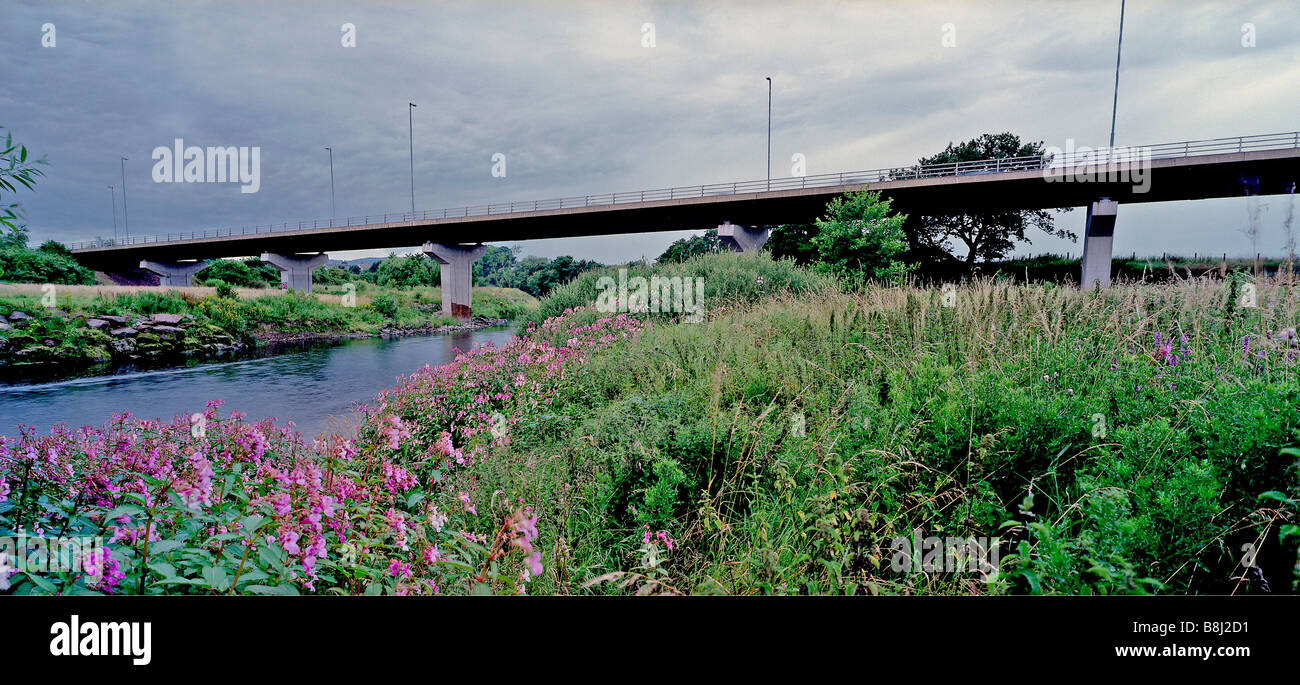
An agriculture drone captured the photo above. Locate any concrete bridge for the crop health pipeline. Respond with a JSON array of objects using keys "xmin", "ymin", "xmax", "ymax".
[{"xmin": 70, "ymin": 131, "xmax": 1300, "ymax": 315}]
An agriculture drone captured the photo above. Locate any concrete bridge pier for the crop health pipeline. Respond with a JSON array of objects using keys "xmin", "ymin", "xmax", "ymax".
[
  {"xmin": 261, "ymin": 252, "xmax": 328, "ymax": 292},
  {"xmin": 140, "ymin": 259, "xmax": 207, "ymax": 287},
  {"xmin": 1079, "ymin": 199, "xmax": 1118, "ymax": 289},
  {"xmin": 717, "ymin": 221, "xmax": 769, "ymax": 253},
  {"xmin": 423, "ymin": 242, "xmax": 487, "ymax": 319}
]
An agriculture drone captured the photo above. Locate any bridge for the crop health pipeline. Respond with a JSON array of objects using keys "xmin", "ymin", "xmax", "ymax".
[{"xmin": 69, "ymin": 131, "xmax": 1300, "ymax": 316}]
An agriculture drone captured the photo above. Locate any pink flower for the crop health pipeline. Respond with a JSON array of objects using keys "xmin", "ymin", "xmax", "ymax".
[
  {"xmin": 458, "ymin": 491, "xmax": 476, "ymax": 515},
  {"xmin": 280, "ymin": 530, "xmax": 301, "ymax": 556}
]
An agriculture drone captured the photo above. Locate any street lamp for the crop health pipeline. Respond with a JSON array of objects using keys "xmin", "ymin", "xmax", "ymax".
[
  {"xmin": 107, "ymin": 185, "xmax": 117, "ymax": 239},
  {"xmin": 408, "ymin": 102, "xmax": 417, "ymax": 217},
  {"xmin": 1109, "ymin": 0, "xmax": 1125, "ymax": 148},
  {"xmin": 119, "ymin": 156, "xmax": 129, "ymax": 238},
  {"xmin": 765, "ymin": 77, "xmax": 772, "ymax": 190},
  {"xmin": 324, "ymin": 146, "xmax": 336, "ymax": 222}
]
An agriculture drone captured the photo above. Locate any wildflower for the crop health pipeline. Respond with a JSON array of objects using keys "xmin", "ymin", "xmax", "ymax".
[
  {"xmin": 458, "ymin": 491, "xmax": 477, "ymax": 515},
  {"xmin": 427, "ymin": 507, "xmax": 448, "ymax": 533},
  {"xmin": 423, "ymin": 546, "xmax": 442, "ymax": 564},
  {"xmin": 0, "ymin": 479, "xmax": 8, "ymax": 504},
  {"xmin": 380, "ymin": 415, "xmax": 411, "ymax": 450},
  {"xmin": 388, "ymin": 559, "xmax": 412, "ymax": 579},
  {"xmin": 280, "ymin": 530, "xmax": 301, "ymax": 556},
  {"xmin": 525, "ymin": 551, "xmax": 543, "ymax": 576}
]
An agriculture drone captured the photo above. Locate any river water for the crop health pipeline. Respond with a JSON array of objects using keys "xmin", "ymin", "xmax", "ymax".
[{"xmin": 0, "ymin": 327, "xmax": 516, "ymax": 439}]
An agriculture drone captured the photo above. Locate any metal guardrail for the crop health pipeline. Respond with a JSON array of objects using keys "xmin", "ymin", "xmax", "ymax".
[{"xmin": 67, "ymin": 131, "xmax": 1300, "ymax": 251}]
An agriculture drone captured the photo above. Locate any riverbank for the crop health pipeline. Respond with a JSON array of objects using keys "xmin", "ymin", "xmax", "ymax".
[
  {"xmin": 2, "ymin": 254, "xmax": 1297, "ymax": 596},
  {"xmin": 0, "ymin": 283, "xmax": 534, "ymax": 374}
]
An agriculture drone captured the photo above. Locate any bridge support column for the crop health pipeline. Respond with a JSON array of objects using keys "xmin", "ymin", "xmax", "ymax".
[
  {"xmin": 1080, "ymin": 199, "xmax": 1118, "ymax": 289},
  {"xmin": 423, "ymin": 242, "xmax": 487, "ymax": 319},
  {"xmin": 717, "ymin": 221, "xmax": 769, "ymax": 253},
  {"xmin": 261, "ymin": 252, "xmax": 328, "ymax": 292},
  {"xmin": 139, "ymin": 260, "xmax": 207, "ymax": 287}
]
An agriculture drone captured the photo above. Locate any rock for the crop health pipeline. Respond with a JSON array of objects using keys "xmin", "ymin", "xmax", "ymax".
[
  {"xmin": 150, "ymin": 325, "xmax": 185, "ymax": 336},
  {"xmin": 0, "ymin": 312, "xmax": 7, "ymax": 323},
  {"xmin": 99, "ymin": 315, "xmax": 129, "ymax": 324},
  {"xmin": 109, "ymin": 339, "xmax": 136, "ymax": 354},
  {"xmin": 0, "ymin": 322, "xmax": 11, "ymax": 332},
  {"xmin": 110, "ymin": 327, "xmax": 138, "ymax": 337},
  {"xmin": 86, "ymin": 318, "xmax": 111, "ymax": 330},
  {"xmin": 7, "ymin": 311, "xmax": 32, "ymax": 322},
  {"xmin": 149, "ymin": 313, "xmax": 184, "ymax": 325},
  {"xmin": 42, "ymin": 338, "xmax": 56, "ymax": 347}
]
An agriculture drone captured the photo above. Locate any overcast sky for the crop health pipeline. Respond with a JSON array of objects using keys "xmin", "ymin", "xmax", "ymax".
[{"xmin": 5, "ymin": 0, "xmax": 1298, "ymax": 263}]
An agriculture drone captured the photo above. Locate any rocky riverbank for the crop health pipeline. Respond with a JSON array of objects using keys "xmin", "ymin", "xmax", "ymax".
[
  {"xmin": 255, "ymin": 316, "xmax": 510, "ymax": 344},
  {"xmin": 0, "ymin": 309, "xmax": 246, "ymax": 370}
]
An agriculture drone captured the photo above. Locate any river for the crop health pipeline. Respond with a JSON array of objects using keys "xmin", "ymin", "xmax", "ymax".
[{"xmin": 0, "ymin": 327, "xmax": 516, "ymax": 438}]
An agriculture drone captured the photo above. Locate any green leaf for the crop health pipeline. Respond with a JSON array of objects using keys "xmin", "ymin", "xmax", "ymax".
[
  {"xmin": 147, "ymin": 540, "xmax": 186, "ymax": 555},
  {"xmin": 471, "ymin": 582, "xmax": 493, "ymax": 596},
  {"xmin": 246, "ymin": 583, "xmax": 299, "ymax": 596},
  {"xmin": 202, "ymin": 565, "xmax": 230, "ymax": 591},
  {"xmin": 364, "ymin": 581, "xmax": 383, "ymax": 596}
]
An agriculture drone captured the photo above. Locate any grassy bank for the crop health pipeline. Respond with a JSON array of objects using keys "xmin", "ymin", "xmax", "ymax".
[
  {"xmin": 1, "ymin": 253, "xmax": 1297, "ymax": 595},
  {"xmin": 0, "ymin": 283, "xmax": 536, "ymax": 371}
]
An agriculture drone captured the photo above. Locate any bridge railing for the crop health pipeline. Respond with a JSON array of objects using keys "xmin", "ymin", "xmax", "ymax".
[{"xmin": 67, "ymin": 130, "xmax": 1300, "ymax": 251}]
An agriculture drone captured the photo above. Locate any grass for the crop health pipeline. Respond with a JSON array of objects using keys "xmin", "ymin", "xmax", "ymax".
[{"xmin": 457, "ymin": 255, "xmax": 1300, "ymax": 595}]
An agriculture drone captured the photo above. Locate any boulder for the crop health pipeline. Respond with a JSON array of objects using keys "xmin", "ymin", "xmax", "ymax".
[
  {"xmin": 0, "ymin": 322, "xmax": 11, "ymax": 332},
  {"xmin": 99, "ymin": 315, "xmax": 129, "ymax": 324},
  {"xmin": 110, "ymin": 327, "xmax": 138, "ymax": 337},
  {"xmin": 7, "ymin": 311, "xmax": 32, "ymax": 322},
  {"xmin": 150, "ymin": 325, "xmax": 185, "ymax": 336},
  {"xmin": 86, "ymin": 318, "xmax": 111, "ymax": 330},
  {"xmin": 149, "ymin": 313, "xmax": 184, "ymax": 325}
]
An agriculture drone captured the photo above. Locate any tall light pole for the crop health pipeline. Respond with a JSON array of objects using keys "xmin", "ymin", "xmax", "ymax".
[
  {"xmin": 324, "ymin": 146, "xmax": 336, "ymax": 222},
  {"xmin": 119, "ymin": 156, "xmax": 130, "ymax": 238},
  {"xmin": 765, "ymin": 77, "xmax": 772, "ymax": 190},
  {"xmin": 108, "ymin": 185, "xmax": 117, "ymax": 239},
  {"xmin": 408, "ymin": 102, "xmax": 417, "ymax": 217},
  {"xmin": 1109, "ymin": 0, "xmax": 1125, "ymax": 149}
]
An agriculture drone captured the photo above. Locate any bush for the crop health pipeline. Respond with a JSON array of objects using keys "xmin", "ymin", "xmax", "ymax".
[
  {"xmin": 0, "ymin": 246, "xmax": 96, "ymax": 284},
  {"xmin": 369, "ymin": 293, "xmax": 398, "ymax": 318},
  {"xmin": 214, "ymin": 281, "xmax": 237, "ymax": 299}
]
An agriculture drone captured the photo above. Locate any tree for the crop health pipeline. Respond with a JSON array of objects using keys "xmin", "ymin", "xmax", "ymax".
[
  {"xmin": 810, "ymin": 190, "xmax": 911, "ymax": 287},
  {"xmin": 473, "ymin": 245, "xmax": 519, "ymax": 286},
  {"xmin": 0, "ymin": 126, "xmax": 46, "ymax": 240},
  {"xmin": 657, "ymin": 229, "xmax": 723, "ymax": 263},
  {"xmin": 907, "ymin": 132, "xmax": 1074, "ymax": 269},
  {"xmin": 38, "ymin": 240, "xmax": 72, "ymax": 257},
  {"xmin": 767, "ymin": 223, "xmax": 819, "ymax": 265},
  {"xmin": 376, "ymin": 253, "xmax": 440, "ymax": 288}
]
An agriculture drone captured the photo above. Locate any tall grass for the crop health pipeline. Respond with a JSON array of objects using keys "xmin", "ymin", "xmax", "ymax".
[{"xmin": 469, "ymin": 261, "xmax": 1300, "ymax": 595}]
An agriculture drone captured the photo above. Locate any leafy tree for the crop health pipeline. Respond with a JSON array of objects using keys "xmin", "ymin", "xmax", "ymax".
[
  {"xmin": 0, "ymin": 126, "xmax": 46, "ymax": 240},
  {"xmin": 657, "ymin": 229, "xmax": 723, "ymax": 263},
  {"xmin": 312, "ymin": 265, "xmax": 351, "ymax": 285},
  {"xmin": 38, "ymin": 240, "xmax": 72, "ymax": 257},
  {"xmin": 473, "ymin": 245, "xmax": 519, "ymax": 286},
  {"xmin": 907, "ymin": 132, "xmax": 1074, "ymax": 269},
  {"xmin": 376, "ymin": 253, "xmax": 440, "ymax": 288},
  {"xmin": 767, "ymin": 223, "xmax": 819, "ymax": 265},
  {"xmin": 810, "ymin": 190, "xmax": 911, "ymax": 287}
]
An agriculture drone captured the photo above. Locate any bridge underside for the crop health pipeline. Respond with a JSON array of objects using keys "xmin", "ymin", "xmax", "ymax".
[{"xmin": 73, "ymin": 150, "xmax": 1298, "ymax": 272}]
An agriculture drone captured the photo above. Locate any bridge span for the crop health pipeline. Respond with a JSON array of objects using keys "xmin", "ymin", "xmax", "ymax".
[{"xmin": 70, "ymin": 131, "xmax": 1300, "ymax": 315}]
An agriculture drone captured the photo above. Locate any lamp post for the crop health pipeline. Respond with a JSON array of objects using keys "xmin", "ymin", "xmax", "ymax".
[
  {"xmin": 408, "ymin": 102, "xmax": 417, "ymax": 217},
  {"xmin": 324, "ymin": 146, "xmax": 336, "ymax": 222},
  {"xmin": 108, "ymin": 185, "xmax": 117, "ymax": 239},
  {"xmin": 1109, "ymin": 0, "xmax": 1125, "ymax": 148},
  {"xmin": 119, "ymin": 156, "xmax": 129, "ymax": 238},
  {"xmin": 765, "ymin": 77, "xmax": 772, "ymax": 190}
]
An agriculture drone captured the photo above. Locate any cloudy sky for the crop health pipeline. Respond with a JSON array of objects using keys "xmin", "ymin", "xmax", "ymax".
[{"xmin": 4, "ymin": 0, "xmax": 1298, "ymax": 263}]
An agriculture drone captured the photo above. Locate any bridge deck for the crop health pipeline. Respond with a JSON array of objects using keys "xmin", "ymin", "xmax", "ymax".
[{"xmin": 70, "ymin": 132, "xmax": 1300, "ymax": 268}]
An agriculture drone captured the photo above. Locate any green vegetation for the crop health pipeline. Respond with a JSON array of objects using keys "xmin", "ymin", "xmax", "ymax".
[
  {"xmin": 196, "ymin": 258, "xmax": 280, "ymax": 288},
  {"xmin": 471, "ymin": 253, "xmax": 1300, "ymax": 595},
  {"xmin": 0, "ymin": 284, "xmax": 538, "ymax": 370}
]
